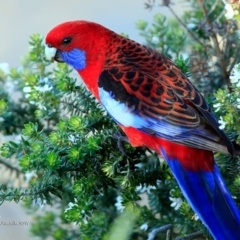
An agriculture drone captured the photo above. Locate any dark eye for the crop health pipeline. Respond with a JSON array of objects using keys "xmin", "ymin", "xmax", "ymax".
[{"xmin": 62, "ymin": 36, "xmax": 72, "ymax": 45}]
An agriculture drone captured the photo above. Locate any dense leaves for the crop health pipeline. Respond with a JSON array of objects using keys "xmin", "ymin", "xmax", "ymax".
[
  {"xmin": 0, "ymin": 1, "xmax": 240, "ymax": 239},
  {"xmin": 0, "ymin": 34, "xmax": 181, "ymax": 239}
]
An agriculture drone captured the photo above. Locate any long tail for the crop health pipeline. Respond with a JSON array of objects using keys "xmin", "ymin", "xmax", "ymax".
[{"xmin": 161, "ymin": 148, "xmax": 240, "ymax": 240}]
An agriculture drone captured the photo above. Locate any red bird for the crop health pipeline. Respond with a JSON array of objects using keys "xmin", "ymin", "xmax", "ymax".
[{"xmin": 45, "ymin": 20, "xmax": 240, "ymax": 239}]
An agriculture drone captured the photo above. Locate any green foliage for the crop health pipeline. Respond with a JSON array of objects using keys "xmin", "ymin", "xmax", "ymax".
[
  {"xmin": 0, "ymin": 1, "xmax": 240, "ymax": 240},
  {"xmin": 136, "ymin": 14, "xmax": 187, "ymax": 59},
  {"xmin": 0, "ymin": 34, "xmax": 180, "ymax": 239}
]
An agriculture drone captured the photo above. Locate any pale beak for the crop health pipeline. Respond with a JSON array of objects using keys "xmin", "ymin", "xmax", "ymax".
[
  {"xmin": 45, "ymin": 44, "xmax": 64, "ymax": 63},
  {"xmin": 45, "ymin": 44, "xmax": 57, "ymax": 62}
]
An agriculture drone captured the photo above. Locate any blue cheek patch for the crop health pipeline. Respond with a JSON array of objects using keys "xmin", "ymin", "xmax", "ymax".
[{"xmin": 61, "ymin": 48, "xmax": 86, "ymax": 71}]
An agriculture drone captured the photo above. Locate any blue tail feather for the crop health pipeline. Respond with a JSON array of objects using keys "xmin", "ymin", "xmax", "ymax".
[{"xmin": 161, "ymin": 148, "xmax": 240, "ymax": 240}]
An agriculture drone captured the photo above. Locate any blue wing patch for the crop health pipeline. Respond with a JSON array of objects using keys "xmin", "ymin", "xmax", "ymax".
[
  {"xmin": 99, "ymin": 86, "xmax": 228, "ymax": 154},
  {"xmin": 161, "ymin": 147, "xmax": 240, "ymax": 239}
]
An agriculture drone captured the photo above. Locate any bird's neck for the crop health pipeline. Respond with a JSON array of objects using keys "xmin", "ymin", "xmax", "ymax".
[
  {"xmin": 77, "ymin": 30, "xmax": 120, "ymax": 101},
  {"xmin": 78, "ymin": 57, "xmax": 104, "ymax": 100}
]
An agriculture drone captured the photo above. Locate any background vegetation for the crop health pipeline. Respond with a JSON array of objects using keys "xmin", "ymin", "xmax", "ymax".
[{"xmin": 1, "ymin": 0, "xmax": 240, "ymax": 239}]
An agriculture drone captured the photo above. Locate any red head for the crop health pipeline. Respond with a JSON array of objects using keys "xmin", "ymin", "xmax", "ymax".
[
  {"xmin": 45, "ymin": 20, "xmax": 114, "ymax": 98},
  {"xmin": 45, "ymin": 20, "xmax": 112, "ymax": 71}
]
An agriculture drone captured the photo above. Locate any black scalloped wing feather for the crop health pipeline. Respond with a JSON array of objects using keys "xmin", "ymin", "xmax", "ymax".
[{"xmin": 99, "ymin": 39, "xmax": 234, "ymax": 154}]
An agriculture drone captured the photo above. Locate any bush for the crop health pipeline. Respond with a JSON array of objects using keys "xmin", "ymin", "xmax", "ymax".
[{"xmin": 0, "ymin": 1, "xmax": 240, "ymax": 239}]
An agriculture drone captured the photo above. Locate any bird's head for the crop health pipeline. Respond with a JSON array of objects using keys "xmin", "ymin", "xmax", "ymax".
[{"xmin": 45, "ymin": 20, "xmax": 108, "ymax": 71}]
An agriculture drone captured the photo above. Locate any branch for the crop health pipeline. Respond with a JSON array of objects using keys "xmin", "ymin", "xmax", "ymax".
[
  {"xmin": 0, "ymin": 157, "xmax": 22, "ymax": 175},
  {"xmin": 223, "ymin": 20, "xmax": 240, "ymax": 75},
  {"xmin": 198, "ymin": 0, "xmax": 229, "ymax": 86},
  {"xmin": 175, "ymin": 231, "xmax": 204, "ymax": 240},
  {"xmin": 0, "ymin": 184, "xmax": 60, "ymax": 205},
  {"xmin": 228, "ymin": 32, "xmax": 240, "ymax": 74},
  {"xmin": 147, "ymin": 224, "xmax": 173, "ymax": 240},
  {"xmin": 167, "ymin": 5, "xmax": 206, "ymax": 49},
  {"xmin": 147, "ymin": 223, "xmax": 204, "ymax": 240},
  {"xmin": 208, "ymin": 0, "xmax": 220, "ymax": 16}
]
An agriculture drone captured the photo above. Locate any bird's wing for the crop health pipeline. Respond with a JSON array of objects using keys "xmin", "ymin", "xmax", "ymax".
[{"xmin": 98, "ymin": 43, "xmax": 233, "ymax": 154}]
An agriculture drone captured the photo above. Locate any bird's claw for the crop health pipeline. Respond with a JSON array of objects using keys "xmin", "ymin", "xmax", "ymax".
[{"xmin": 113, "ymin": 132, "xmax": 130, "ymax": 155}]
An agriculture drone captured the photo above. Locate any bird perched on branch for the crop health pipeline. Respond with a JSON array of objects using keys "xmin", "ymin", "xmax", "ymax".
[{"xmin": 45, "ymin": 20, "xmax": 240, "ymax": 239}]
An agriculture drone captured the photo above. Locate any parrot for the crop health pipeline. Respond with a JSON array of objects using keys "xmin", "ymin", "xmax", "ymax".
[{"xmin": 45, "ymin": 20, "xmax": 240, "ymax": 239}]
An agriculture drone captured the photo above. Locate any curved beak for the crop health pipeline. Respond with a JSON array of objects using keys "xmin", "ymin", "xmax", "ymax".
[{"xmin": 45, "ymin": 44, "xmax": 64, "ymax": 63}]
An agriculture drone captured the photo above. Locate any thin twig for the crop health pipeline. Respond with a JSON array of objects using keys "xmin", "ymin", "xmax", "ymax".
[
  {"xmin": 0, "ymin": 157, "xmax": 22, "ymax": 174},
  {"xmin": 0, "ymin": 184, "xmax": 58, "ymax": 205},
  {"xmin": 208, "ymin": 0, "xmax": 220, "ymax": 16},
  {"xmin": 147, "ymin": 224, "xmax": 173, "ymax": 240},
  {"xmin": 224, "ymin": 20, "xmax": 231, "ymax": 60},
  {"xmin": 228, "ymin": 46, "xmax": 240, "ymax": 74},
  {"xmin": 175, "ymin": 230, "xmax": 204, "ymax": 240},
  {"xmin": 166, "ymin": 227, "xmax": 173, "ymax": 240},
  {"xmin": 167, "ymin": 5, "xmax": 206, "ymax": 48}
]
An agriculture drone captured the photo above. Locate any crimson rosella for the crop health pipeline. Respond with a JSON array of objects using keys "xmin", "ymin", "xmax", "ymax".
[{"xmin": 45, "ymin": 21, "xmax": 240, "ymax": 239}]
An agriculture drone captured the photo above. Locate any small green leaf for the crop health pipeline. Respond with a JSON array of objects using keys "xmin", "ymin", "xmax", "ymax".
[
  {"xmin": 0, "ymin": 99, "xmax": 8, "ymax": 114},
  {"xmin": 68, "ymin": 147, "xmax": 80, "ymax": 162},
  {"xmin": 49, "ymin": 132, "xmax": 61, "ymax": 145},
  {"xmin": 19, "ymin": 155, "xmax": 31, "ymax": 170},
  {"xmin": 136, "ymin": 20, "xmax": 148, "ymax": 30},
  {"xmin": 46, "ymin": 151, "xmax": 59, "ymax": 168},
  {"xmin": 69, "ymin": 116, "xmax": 85, "ymax": 131},
  {"xmin": 22, "ymin": 122, "xmax": 38, "ymax": 137}
]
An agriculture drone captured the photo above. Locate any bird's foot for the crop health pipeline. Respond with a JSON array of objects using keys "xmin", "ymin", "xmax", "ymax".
[{"xmin": 113, "ymin": 131, "xmax": 130, "ymax": 155}]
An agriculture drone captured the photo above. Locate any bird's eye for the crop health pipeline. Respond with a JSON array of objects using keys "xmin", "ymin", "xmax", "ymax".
[{"xmin": 62, "ymin": 36, "xmax": 72, "ymax": 45}]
